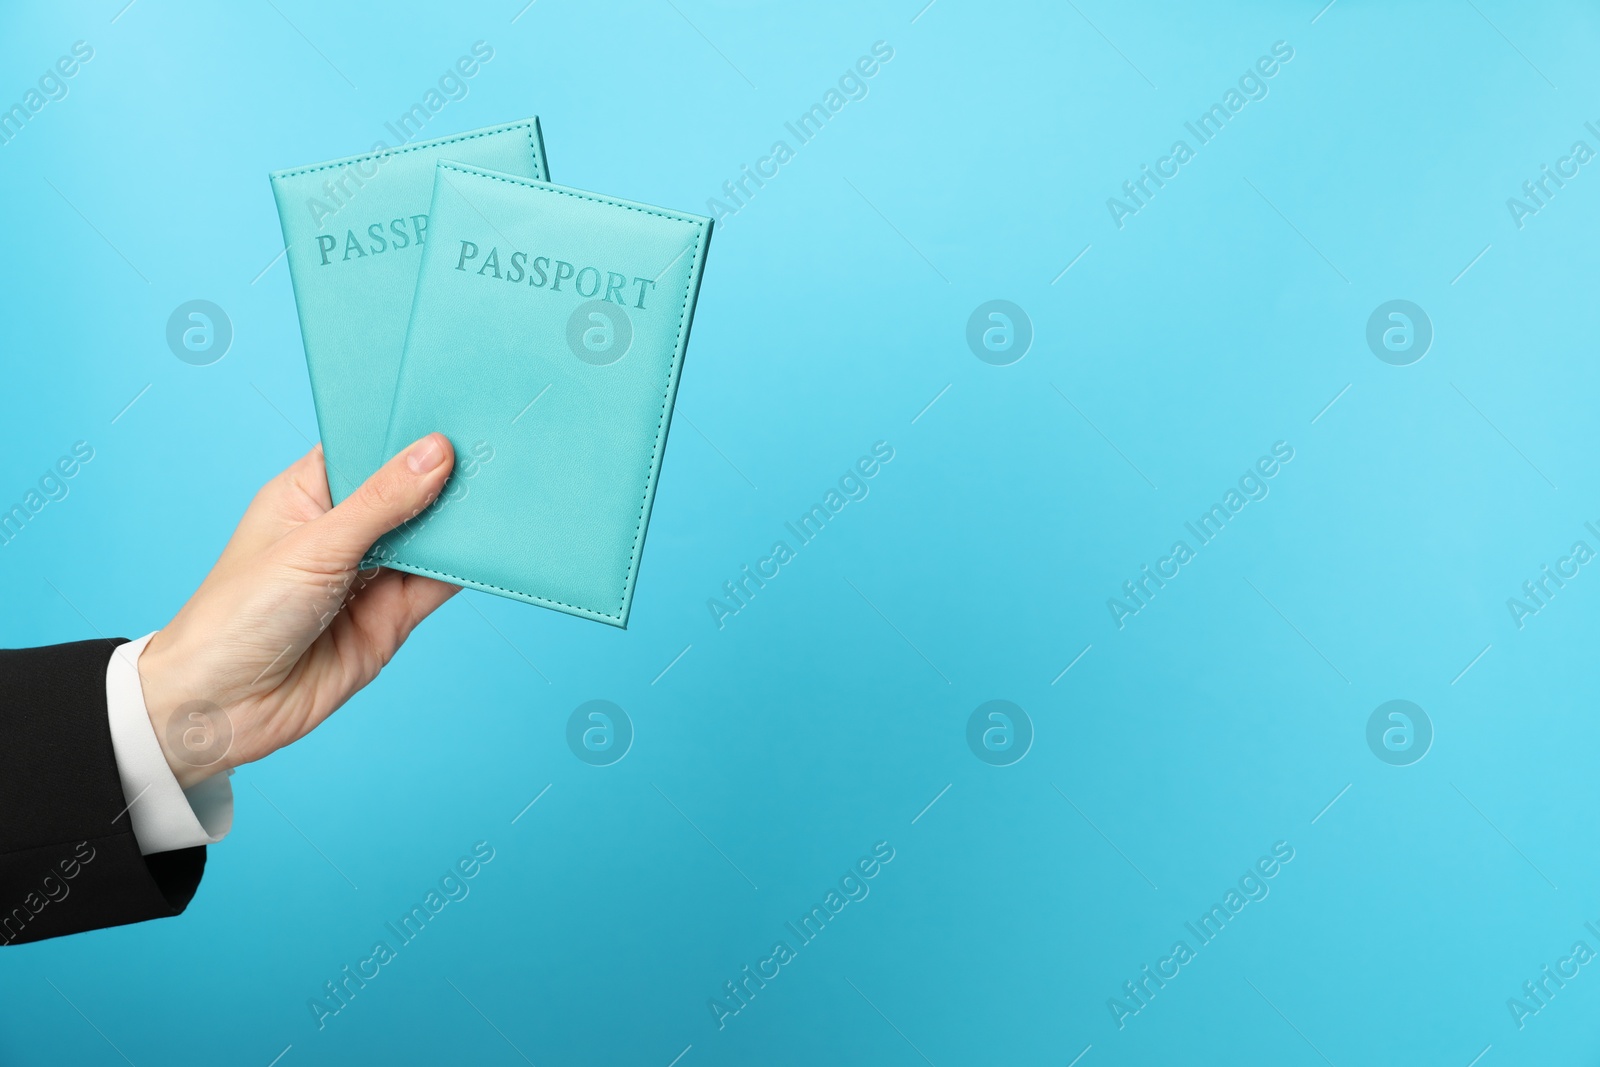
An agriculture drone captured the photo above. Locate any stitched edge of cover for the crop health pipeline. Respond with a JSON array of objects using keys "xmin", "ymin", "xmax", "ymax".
[
  {"xmin": 268, "ymin": 121, "xmax": 543, "ymax": 181},
  {"xmin": 361, "ymin": 555, "xmax": 624, "ymax": 625},
  {"xmin": 377, "ymin": 162, "xmax": 709, "ymax": 621}
]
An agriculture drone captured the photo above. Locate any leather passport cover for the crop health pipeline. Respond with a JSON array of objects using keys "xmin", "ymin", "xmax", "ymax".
[
  {"xmin": 269, "ymin": 120, "xmax": 549, "ymax": 503},
  {"xmin": 371, "ymin": 161, "xmax": 714, "ymax": 627}
]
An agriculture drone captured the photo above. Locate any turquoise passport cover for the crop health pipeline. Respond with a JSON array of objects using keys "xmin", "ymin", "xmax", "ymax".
[
  {"xmin": 371, "ymin": 161, "xmax": 714, "ymax": 627},
  {"xmin": 268, "ymin": 120, "xmax": 548, "ymax": 502}
]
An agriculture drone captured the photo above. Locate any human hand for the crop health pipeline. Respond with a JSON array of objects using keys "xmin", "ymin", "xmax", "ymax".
[{"xmin": 136, "ymin": 434, "xmax": 460, "ymax": 788}]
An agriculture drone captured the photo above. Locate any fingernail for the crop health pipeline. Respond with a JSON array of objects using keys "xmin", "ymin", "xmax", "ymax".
[{"xmin": 406, "ymin": 434, "xmax": 445, "ymax": 474}]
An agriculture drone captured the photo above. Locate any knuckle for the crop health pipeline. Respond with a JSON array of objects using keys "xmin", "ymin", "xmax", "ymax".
[{"xmin": 358, "ymin": 472, "xmax": 403, "ymax": 513}]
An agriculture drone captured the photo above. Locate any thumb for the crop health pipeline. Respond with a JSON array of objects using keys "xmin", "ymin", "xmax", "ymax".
[{"xmin": 304, "ymin": 433, "xmax": 455, "ymax": 564}]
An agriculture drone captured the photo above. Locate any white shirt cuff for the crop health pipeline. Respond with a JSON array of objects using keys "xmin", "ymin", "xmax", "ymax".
[{"xmin": 105, "ymin": 633, "xmax": 234, "ymax": 855}]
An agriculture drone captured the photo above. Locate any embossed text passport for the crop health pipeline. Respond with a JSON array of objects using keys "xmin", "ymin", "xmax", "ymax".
[{"xmin": 371, "ymin": 161, "xmax": 713, "ymax": 626}]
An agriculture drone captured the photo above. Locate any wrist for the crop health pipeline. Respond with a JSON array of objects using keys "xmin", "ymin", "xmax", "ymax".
[{"xmin": 136, "ymin": 631, "xmax": 236, "ymax": 790}]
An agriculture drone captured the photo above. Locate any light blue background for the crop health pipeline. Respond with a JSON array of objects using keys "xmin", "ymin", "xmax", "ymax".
[{"xmin": 3, "ymin": 1, "xmax": 1599, "ymax": 1063}]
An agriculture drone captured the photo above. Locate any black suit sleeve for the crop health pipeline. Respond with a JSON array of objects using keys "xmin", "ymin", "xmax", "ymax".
[{"xmin": 0, "ymin": 639, "xmax": 205, "ymax": 945}]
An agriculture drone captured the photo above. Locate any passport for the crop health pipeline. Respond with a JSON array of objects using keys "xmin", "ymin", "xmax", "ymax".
[
  {"xmin": 371, "ymin": 161, "xmax": 714, "ymax": 626},
  {"xmin": 268, "ymin": 119, "xmax": 549, "ymax": 502}
]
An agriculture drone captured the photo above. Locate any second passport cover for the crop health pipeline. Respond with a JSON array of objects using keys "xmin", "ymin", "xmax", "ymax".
[
  {"xmin": 371, "ymin": 161, "xmax": 714, "ymax": 627},
  {"xmin": 268, "ymin": 119, "xmax": 548, "ymax": 502}
]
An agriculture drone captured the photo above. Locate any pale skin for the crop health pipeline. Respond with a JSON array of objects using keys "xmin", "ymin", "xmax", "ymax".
[{"xmin": 137, "ymin": 433, "xmax": 459, "ymax": 788}]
